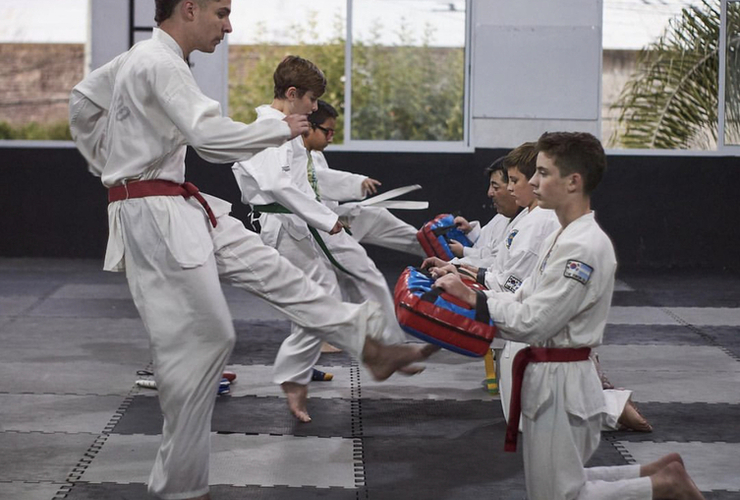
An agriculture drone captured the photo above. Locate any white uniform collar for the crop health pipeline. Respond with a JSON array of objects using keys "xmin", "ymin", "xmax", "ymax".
[
  {"xmin": 152, "ymin": 28, "xmax": 185, "ymax": 60},
  {"xmin": 256, "ymin": 104, "xmax": 287, "ymax": 119},
  {"xmin": 568, "ymin": 211, "xmax": 595, "ymax": 227}
]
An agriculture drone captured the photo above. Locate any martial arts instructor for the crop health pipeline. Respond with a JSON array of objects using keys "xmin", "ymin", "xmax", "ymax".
[{"xmin": 69, "ymin": 1, "xmax": 435, "ymax": 499}]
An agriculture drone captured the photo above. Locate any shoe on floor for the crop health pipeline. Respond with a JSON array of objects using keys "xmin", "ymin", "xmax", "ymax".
[{"xmin": 311, "ymin": 368, "xmax": 334, "ymax": 381}]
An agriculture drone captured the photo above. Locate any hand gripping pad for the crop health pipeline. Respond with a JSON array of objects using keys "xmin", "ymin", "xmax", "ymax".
[
  {"xmin": 394, "ymin": 267, "xmax": 497, "ymax": 357},
  {"xmin": 416, "ymin": 214, "xmax": 473, "ymax": 260}
]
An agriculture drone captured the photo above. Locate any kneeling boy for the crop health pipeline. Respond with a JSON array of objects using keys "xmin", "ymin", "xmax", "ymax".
[{"xmin": 434, "ymin": 132, "xmax": 704, "ymax": 500}]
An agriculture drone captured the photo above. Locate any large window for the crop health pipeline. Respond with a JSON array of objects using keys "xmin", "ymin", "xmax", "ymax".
[
  {"xmin": 603, "ymin": 0, "xmax": 740, "ymax": 152},
  {"xmin": 228, "ymin": 0, "xmax": 469, "ymax": 151}
]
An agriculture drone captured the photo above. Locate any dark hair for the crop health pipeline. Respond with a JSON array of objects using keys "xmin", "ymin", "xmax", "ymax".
[
  {"xmin": 273, "ymin": 55, "xmax": 326, "ymax": 99},
  {"xmin": 155, "ymin": 0, "xmax": 210, "ymax": 24},
  {"xmin": 485, "ymin": 156, "xmax": 508, "ymax": 183},
  {"xmin": 309, "ymin": 100, "xmax": 338, "ymax": 127},
  {"xmin": 535, "ymin": 132, "xmax": 606, "ymax": 194},
  {"xmin": 502, "ymin": 142, "xmax": 537, "ymax": 180}
]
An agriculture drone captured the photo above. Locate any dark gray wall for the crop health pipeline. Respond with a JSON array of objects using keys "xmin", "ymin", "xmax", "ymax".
[{"xmin": 1, "ymin": 146, "xmax": 737, "ymax": 270}]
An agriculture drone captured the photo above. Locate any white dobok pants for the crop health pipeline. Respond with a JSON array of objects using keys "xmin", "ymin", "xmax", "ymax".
[
  {"xmin": 268, "ymin": 220, "xmax": 402, "ymax": 384},
  {"xmin": 326, "ymin": 229, "xmax": 409, "ymax": 345},
  {"xmin": 498, "ymin": 342, "xmax": 631, "ymax": 433},
  {"xmin": 522, "ymin": 383, "xmax": 652, "ymax": 500},
  {"xmin": 348, "ymin": 206, "xmax": 425, "ymax": 258},
  {"xmin": 118, "ymin": 199, "xmax": 383, "ymax": 499}
]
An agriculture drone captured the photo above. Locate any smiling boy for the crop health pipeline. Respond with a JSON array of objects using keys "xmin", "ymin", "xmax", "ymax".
[{"xmin": 434, "ymin": 132, "xmax": 704, "ymax": 500}]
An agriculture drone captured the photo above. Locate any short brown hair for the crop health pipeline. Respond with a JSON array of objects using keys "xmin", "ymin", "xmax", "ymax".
[
  {"xmin": 536, "ymin": 132, "xmax": 606, "ymax": 194},
  {"xmin": 503, "ymin": 142, "xmax": 537, "ymax": 179},
  {"xmin": 273, "ymin": 55, "xmax": 326, "ymax": 99},
  {"xmin": 155, "ymin": 0, "xmax": 211, "ymax": 24}
]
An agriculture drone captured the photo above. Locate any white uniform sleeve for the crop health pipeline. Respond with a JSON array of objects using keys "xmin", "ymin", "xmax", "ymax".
[
  {"xmin": 233, "ymin": 147, "xmax": 338, "ymax": 233},
  {"xmin": 315, "ymin": 168, "xmax": 367, "ymax": 202},
  {"xmin": 160, "ymin": 78, "xmax": 291, "ymax": 164},
  {"xmin": 486, "ymin": 238, "xmax": 595, "ymax": 344},
  {"xmin": 69, "ymin": 90, "xmax": 109, "ymax": 177},
  {"xmin": 69, "ymin": 54, "xmax": 126, "ymax": 176},
  {"xmin": 484, "ymin": 245, "xmax": 541, "ymax": 293},
  {"xmin": 466, "ymin": 220, "xmax": 482, "ymax": 244}
]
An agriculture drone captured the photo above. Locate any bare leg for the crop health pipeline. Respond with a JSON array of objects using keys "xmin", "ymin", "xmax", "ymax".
[
  {"xmin": 321, "ymin": 342, "xmax": 342, "ymax": 353},
  {"xmin": 650, "ymin": 461, "xmax": 705, "ymax": 500},
  {"xmin": 362, "ymin": 338, "xmax": 439, "ymax": 381},
  {"xmin": 640, "ymin": 452, "xmax": 684, "ymax": 477},
  {"xmin": 281, "ymin": 382, "xmax": 311, "ymax": 423},
  {"xmin": 397, "ymin": 365, "xmax": 426, "ymax": 375}
]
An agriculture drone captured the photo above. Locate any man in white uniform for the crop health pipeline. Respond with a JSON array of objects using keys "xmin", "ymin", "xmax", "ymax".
[
  {"xmin": 232, "ymin": 57, "xmax": 432, "ymax": 424},
  {"xmin": 447, "ymin": 156, "xmax": 520, "ymax": 269},
  {"xmin": 69, "ymin": 2, "xmax": 433, "ymax": 498},
  {"xmin": 434, "ymin": 132, "xmax": 704, "ymax": 500}
]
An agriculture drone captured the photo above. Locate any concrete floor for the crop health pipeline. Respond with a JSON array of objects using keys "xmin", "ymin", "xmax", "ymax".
[{"xmin": 1, "ymin": 258, "xmax": 739, "ymax": 499}]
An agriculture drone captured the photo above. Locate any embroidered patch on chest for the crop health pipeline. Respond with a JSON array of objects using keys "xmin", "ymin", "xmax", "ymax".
[
  {"xmin": 563, "ymin": 260, "xmax": 593, "ymax": 284},
  {"xmin": 503, "ymin": 274, "xmax": 523, "ymax": 293},
  {"xmin": 505, "ymin": 229, "xmax": 519, "ymax": 249}
]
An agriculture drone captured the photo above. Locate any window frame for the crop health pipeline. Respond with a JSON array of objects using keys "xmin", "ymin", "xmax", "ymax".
[
  {"xmin": 718, "ymin": 0, "xmax": 740, "ymax": 151},
  {"xmin": 603, "ymin": 0, "xmax": 740, "ymax": 156},
  {"xmin": 330, "ymin": 0, "xmax": 473, "ymax": 154}
]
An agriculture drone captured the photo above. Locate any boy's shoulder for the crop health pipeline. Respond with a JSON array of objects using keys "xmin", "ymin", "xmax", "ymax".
[{"xmin": 557, "ymin": 213, "xmax": 615, "ymax": 268}]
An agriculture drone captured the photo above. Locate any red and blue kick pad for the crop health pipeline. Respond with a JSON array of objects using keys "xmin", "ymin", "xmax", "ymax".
[
  {"xmin": 416, "ymin": 214, "xmax": 473, "ymax": 261},
  {"xmin": 394, "ymin": 267, "xmax": 497, "ymax": 357}
]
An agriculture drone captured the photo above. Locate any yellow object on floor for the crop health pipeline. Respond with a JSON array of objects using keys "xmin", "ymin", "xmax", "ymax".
[{"xmin": 484, "ymin": 349, "xmax": 499, "ymax": 395}]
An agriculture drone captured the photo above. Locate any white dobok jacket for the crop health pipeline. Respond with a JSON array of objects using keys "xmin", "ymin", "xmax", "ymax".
[
  {"xmin": 486, "ymin": 212, "xmax": 616, "ymax": 423},
  {"xmin": 69, "ymin": 28, "xmax": 289, "ymax": 272},
  {"xmin": 231, "ymin": 106, "xmax": 339, "ymax": 247},
  {"xmin": 485, "ymin": 206, "xmax": 560, "ymax": 293}
]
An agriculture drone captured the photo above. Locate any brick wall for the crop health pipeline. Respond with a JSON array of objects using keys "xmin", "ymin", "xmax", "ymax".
[{"xmin": 0, "ymin": 43, "xmax": 84, "ymax": 126}]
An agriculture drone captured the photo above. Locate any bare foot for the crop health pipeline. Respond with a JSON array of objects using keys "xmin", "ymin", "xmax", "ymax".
[
  {"xmin": 362, "ymin": 338, "xmax": 439, "ymax": 381},
  {"xmin": 641, "ymin": 452, "xmax": 684, "ymax": 477},
  {"xmin": 618, "ymin": 400, "xmax": 653, "ymax": 432},
  {"xmin": 281, "ymin": 382, "xmax": 311, "ymax": 423},
  {"xmin": 397, "ymin": 365, "xmax": 426, "ymax": 376},
  {"xmin": 650, "ymin": 461, "xmax": 705, "ymax": 500}
]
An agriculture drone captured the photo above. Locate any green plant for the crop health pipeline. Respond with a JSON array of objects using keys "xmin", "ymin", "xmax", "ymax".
[
  {"xmin": 228, "ymin": 12, "xmax": 464, "ymax": 143},
  {"xmin": 0, "ymin": 121, "xmax": 72, "ymax": 140},
  {"xmin": 610, "ymin": 0, "xmax": 740, "ymax": 149}
]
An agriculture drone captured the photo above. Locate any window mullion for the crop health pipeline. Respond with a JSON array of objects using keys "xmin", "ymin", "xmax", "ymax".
[
  {"xmin": 719, "ymin": 0, "xmax": 728, "ymax": 150},
  {"xmin": 344, "ymin": 0, "xmax": 353, "ymax": 146}
]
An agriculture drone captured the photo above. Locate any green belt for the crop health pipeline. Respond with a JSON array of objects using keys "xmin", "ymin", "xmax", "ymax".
[{"xmin": 253, "ymin": 203, "xmax": 359, "ymax": 279}]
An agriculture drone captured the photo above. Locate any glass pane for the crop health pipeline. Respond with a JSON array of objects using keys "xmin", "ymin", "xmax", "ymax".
[
  {"xmin": 725, "ymin": 1, "xmax": 740, "ymax": 145},
  {"xmin": 603, "ymin": 0, "xmax": 718, "ymax": 150},
  {"xmin": 0, "ymin": 0, "xmax": 88, "ymax": 140},
  {"xmin": 228, "ymin": 1, "xmax": 347, "ymax": 141},
  {"xmin": 350, "ymin": 0, "xmax": 466, "ymax": 141}
]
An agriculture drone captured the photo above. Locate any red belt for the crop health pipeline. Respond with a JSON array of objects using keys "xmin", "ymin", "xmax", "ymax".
[
  {"xmin": 505, "ymin": 346, "xmax": 591, "ymax": 452},
  {"xmin": 107, "ymin": 180, "xmax": 217, "ymax": 228}
]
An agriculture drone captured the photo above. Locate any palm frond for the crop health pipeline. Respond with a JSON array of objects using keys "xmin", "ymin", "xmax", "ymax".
[
  {"xmin": 610, "ymin": 0, "xmax": 721, "ymax": 149},
  {"xmin": 724, "ymin": 2, "xmax": 740, "ymax": 144}
]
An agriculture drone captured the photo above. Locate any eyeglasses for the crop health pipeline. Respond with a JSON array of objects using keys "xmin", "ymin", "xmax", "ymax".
[{"xmin": 314, "ymin": 124, "xmax": 335, "ymax": 138}]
